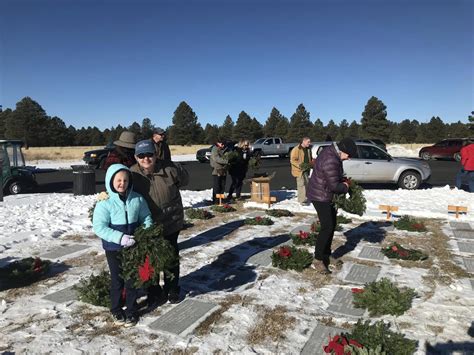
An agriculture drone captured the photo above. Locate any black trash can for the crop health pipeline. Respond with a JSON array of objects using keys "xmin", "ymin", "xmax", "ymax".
[{"xmin": 71, "ymin": 165, "xmax": 96, "ymax": 196}]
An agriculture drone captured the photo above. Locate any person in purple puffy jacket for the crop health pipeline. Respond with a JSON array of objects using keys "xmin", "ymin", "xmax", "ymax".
[{"xmin": 306, "ymin": 138, "xmax": 358, "ymax": 274}]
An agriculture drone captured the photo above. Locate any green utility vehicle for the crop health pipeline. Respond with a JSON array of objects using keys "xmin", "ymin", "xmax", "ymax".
[{"xmin": 0, "ymin": 140, "xmax": 37, "ymax": 195}]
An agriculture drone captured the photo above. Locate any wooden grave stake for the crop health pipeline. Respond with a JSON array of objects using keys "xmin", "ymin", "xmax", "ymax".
[
  {"xmin": 378, "ymin": 204, "xmax": 399, "ymax": 220},
  {"xmin": 448, "ymin": 205, "xmax": 468, "ymax": 218},
  {"xmin": 215, "ymin": 194, "xmax": 225, "ymax": 206},
  {"xmin": 263, "ymin": 195, "xmax": 277, "ymax": 208}
]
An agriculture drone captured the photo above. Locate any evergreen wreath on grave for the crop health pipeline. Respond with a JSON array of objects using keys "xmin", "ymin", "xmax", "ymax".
[
  {"xmin": 244, "ymin": 216, "xmax": 274, "ymax": 225},
  {"xmin": 266, "ymin": 209, "xmax": 294, "ymax": 218},
  {"xmin": 343, "ymin": 319, "xmax": 418, "ymax": 355},
  {"xmin": 291, "ymin": 229, "xmax": 317, "ymax": 246},
  {"xmin": 120, "ymin": 224, "xmax": 178, "ymax": 288},
  {"xmin": 75, "ymin": 270, "xmax": 112, "ymax": 308},
  {"xmin": 381, "ymin": 242, "xmax": 428, "ymax": 261},
  {"xmin": 271, "ymin": 245, "xmax": 313, "ymax": 271},
  {"xmin": 185, "ymin": 208, "xmax": 214, "ymax": 220},
  {"xmin": 0, "ymin": 257, "xmax": 51, "ymax": 288},
  {"xmin": 333, "ymin": 179, "xmax": 366, "ymax": 216},
  {"xmin": 393, "ymin": 215, "xmax": 427, "ymax": 232},
  {"xmin": 211, "ymin": 204, "xmax": 236, "ymax": 213},
  {"xmin": 323, "ymin": 335, "xmax": 366, "ymax": 354},
  {"xmin": 352, "ymin": 278, "xmax": 417, "ymax": 316}
]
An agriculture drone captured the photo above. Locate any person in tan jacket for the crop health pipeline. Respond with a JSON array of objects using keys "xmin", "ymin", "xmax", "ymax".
[
  {"xmin": 131, "ymin": 140, "xmax": 189, "ymax": 305},
  {"xmin": 290, "ymin": 137, "xmax": 312, "ymax": 204}
]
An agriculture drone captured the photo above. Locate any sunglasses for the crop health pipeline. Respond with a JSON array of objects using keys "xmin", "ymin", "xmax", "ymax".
[{"xmin": 137, "ymin": 153, "xmax": 154, "ymax": 159}]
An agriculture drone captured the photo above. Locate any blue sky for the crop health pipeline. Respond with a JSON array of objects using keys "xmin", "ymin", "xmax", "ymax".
[{"xmin": 1, "ymin": 0, "xmax": 472, "ymax": 130}]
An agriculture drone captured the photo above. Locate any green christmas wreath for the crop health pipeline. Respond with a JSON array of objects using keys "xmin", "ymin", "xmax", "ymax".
[
  {"xmin": 185, "ymin": 208, "xmax": 214, "ymax": 220},
  {"xmin": 244, "ymin": 216, "xmax": 274, "ymax": 225},
  {"xmin": 75, "ymin": 270, "xmax": 111, "ymax": 308},
  {"xmin": 211, "ymin": 204, "xmax": 236, "ymax": 213},
  {"xmin": 381, "ymin": 242, "xmax": 428, "ymax": 261},
  {"xmin": 271, "ymin": 245, "xmax": 313, "ymax": 271},
  {"xmin": 120, "ymin": 224, "xmax": 179, "ymax": 289},
  {"xmin": 266, "ymin": 209, "xmax": 294, "ymax": 218},
  {"xmin": 0, "ymin": 257, "xmax": 51, "ymax": 289},
  {"xmin": 291, "ymin": 230, "xmax": 317, "ymax": 246},
  {"xmin": 393, "ymin": 215, "xmax": 427, "ymax": 232},
  {"xmin": 333, "ymin": 180, "xmax": 366, "ymax": 216},
  {"xmin": 352, "ymin": 278, "xmax": 417, "ymax": 317}
]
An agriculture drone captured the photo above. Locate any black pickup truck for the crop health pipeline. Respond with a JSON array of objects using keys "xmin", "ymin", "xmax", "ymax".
[{"xmin": 83, "ymin": 143, "xmax": 115, "ymax": 168}]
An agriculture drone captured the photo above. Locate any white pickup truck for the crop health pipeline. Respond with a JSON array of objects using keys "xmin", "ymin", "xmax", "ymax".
[{"xmin": 250, "ymin": 137, "xmax": 299, "ymax": 158}]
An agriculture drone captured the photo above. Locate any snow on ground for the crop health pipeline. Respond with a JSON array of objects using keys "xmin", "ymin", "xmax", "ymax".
[
  {"xmin": 387, "ymin": 144, "xmax": 421, "ymax": 158},
  {"xmin": 1, "ymin": 187, "xmax": 473, "ymax": 353}
]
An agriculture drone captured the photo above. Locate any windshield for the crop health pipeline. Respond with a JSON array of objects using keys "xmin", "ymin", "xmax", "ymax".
[
  {"xmin": 6, "ymin": 144, "xmax": 26, "ymax": 167},
  {"xmin": 254, "ymin": 138, "xmax": 265, "ymax": 144}
]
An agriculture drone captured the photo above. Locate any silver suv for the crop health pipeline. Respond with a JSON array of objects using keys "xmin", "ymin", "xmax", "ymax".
[{"xmin": 311, "ymin": 142, "xmax": 431, "ymax": 189}]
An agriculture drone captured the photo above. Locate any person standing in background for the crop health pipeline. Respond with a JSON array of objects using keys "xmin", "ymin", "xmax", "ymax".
[
  {"xmin": 103, "ymin": 131, "xmax": 137, "ymax": 170},
  {"xmin": 227, "ymin": 139, "xmax": 251, "ymax": 201},
  {"xmin": 455, "ymin": 140, "xmax": 474, "ymax": 192},
  {"xmin": 210, "ymin": 137, "xmax": 228, "ymax": 204},
  {"xmin": 290, "ymin": 137, "xmax": 312, "ymax": 205},
  {"xmin": 152, "ymin": 127, "xmax": 171, "ymax": 161}
]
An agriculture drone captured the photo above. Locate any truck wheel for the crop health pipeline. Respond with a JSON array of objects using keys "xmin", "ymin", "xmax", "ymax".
[
  {"xmin": 398, "ymin": 171, "xmax": 421, "ymax": 190},
  {"xmin": 453, "ymin": 152, "xmax": 461, "ymax": 162},
  {"xmin": 8, "ymin": 181, "xmax": 22, "ymax": 195}
]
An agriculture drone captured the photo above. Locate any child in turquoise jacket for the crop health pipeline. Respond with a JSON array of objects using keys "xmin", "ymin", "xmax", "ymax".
[{"xmin": 93, "ymin": 164, "xmax": 153, "ymax": 326}]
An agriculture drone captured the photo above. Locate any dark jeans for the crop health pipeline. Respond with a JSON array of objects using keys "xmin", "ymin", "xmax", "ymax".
[
  {"xmin": 312, "ymin": 201, "xmax": 337, "ymax": 262},
  {"xmin": 148, "ymin": 231, "xmax": 180, "ymax": 302},
  {"xmin": 456, "ymin": 169, "xmax": 474, "ymax": 192},
  {"xmin": 105, "ymin": 250, "xmax": 138, "ymax": 317},
  {"xmin": 228, "ymin": 173, "xmax": 245, "ymax": 198},
  {"xmin": 212, "ymin": 175, "xmax": 227, "ymax": 203}
]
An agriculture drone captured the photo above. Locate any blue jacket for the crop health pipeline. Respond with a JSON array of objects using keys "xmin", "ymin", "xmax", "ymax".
[{"xmin": 93, "ymin": 164, "xmax": 153, "ymax": 251}]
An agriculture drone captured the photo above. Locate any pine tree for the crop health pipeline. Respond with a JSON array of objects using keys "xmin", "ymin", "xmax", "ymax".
[
  {"xmin": 5, "ymin": 97, "xmax": 49, "ymax": 146},
  {"xmin": 468, "ymin": 111, "xmax": 474, "ymax": 130},
  {"xmin": 204, "ymin": 123, "xmax": 219, "ymax": 144},
  {"xmin": 397, "ymin": 119, "xmax": 417, "ymax": 143},
  {"xmin": 0, "ymin": 108, "xmax": 13, "ymax": 139},
  {"xmin": 48, "ymin": 116, "xmax": 70, "ymax": 146},
  {"xmin": 360, "ymin": 96, "xmax": 390, "ymax": 141},
  {"xmin": 264, "ymin": 107, "xmax": 284, "ymax": 137},
  {"xmin": 140, "ymin": 118, "xmax": 155, "ymax": 141},
  {"xmin": 415, "ymin": 122, "xmax": 428, "ymax": 143},
  {"xmin": 424, "ymin": 116, "xmax": 446, "ymax": 143},
  {"xmin": 250, "ymin": 118, "xmax": 263, "ymax": 141},
  {"xmin": 219, "ymin": 115, "xmax": 234, "ymax": 140},
  {"xmin": 233, "ymin": 111, "xmax": 254, "ymax": 141},
  {"xmin": 312, "ymin": 118, "xmax": 325, "ymax": 141},
  {"xmin": 287, "ymin": 104, "xmax": 313, "ymax": 142},
  {"xmin": 274, "ymin": 115, "xmax": 290, "ymax": 139},
  {"xmin": 347, "ymin": 120, "xmax": 360, "ymax": 138},
  {"xmin": 336, "ymin": 119, "xmax": 349, "ymax": 141},
  {"xmin": 128, "ymin": 121, "xmax": 142, "ymax": 137},
  {"xmin": 325, "ymin": 120, "xmax": 339, "ymax": 141},
  {"xmin": 168, "ymin": 101, "xmax": 203, "ymax": 145}
]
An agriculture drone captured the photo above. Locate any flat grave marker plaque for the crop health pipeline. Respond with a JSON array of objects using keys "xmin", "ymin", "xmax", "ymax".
[
  {"xmin": 148, "ymin": 299, "xmax": 218, "ymax": 336},
  {"xmin": 41, "ymin": 244, "xmax": 90, "ymax": 260},
  {"xmin": 301, "ymin": 324, "xmax": 345, "ymax": 355},
  {"xmin": 453, "ymin": 230, "xmax": 474, "ymax": 240},
  {"xmin": 42, "ymin": 285, "xmax": 78, "ymax": 303},
  {"xmin": 357, "ymin": 246, "xmax": 385, "ymax": 261},
  {"xmin": 463, "ymin": 258, "xmax": 474, "ymax": 273},
  {"xmin": 327, "ymin": 288, "xmax": 365, "ymax": 317},
  {"xmin": 344, "ymin": 264, "xmax": 380, "ymax": 284},
  {"xmin": 450, "ymin": 222, "xmax": 472, "ymax": 230},
  {"xmin": 458, "ymin": 241, "xmax": 474, "ymax": 254}
]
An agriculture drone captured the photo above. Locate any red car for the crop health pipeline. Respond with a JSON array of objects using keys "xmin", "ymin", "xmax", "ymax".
[{"xmin": 419, "ymin": 138, "xmax": 473, "ymax": 161}]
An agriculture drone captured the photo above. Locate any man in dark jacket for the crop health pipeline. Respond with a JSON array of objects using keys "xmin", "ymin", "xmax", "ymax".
[
  {"xmin": 306, "ymin": 138, "xmax": 357, "ymax": 274},
  {"xmin": 210, "ymin": 137, "xmax": 228, "ymax": 204},
  {"xmin": 131, "ymin": 140, "xmax": 189, "ymax": 305},
  {"xmin": 152, "ymin": 127, "xmax": 171, "ymax": 161}
]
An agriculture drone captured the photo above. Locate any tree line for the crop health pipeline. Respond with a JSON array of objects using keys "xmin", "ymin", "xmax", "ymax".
[{"xmin": 0, "ymin": 96, "xmax": 472, "ymax": 147}]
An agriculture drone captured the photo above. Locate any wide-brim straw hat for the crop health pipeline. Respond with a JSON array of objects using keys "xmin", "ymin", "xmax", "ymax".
[{"xmin": 114, "ymin": 131, "xmax": 137, "ymax": 149}]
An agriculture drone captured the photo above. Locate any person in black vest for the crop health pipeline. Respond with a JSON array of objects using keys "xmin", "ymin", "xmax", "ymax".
[{"xmin": 228, "ymin": 139, "xmax": 251, "ymax": 201}]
